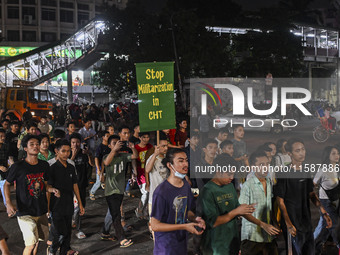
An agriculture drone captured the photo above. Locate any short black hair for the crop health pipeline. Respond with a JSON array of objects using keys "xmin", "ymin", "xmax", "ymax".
[
  {"xmin": 285, "ymin": 138, "xmax": 304, "ymax": 153},
  {"xmin": 105, "ymin": 124, "xmax": 114, "ymax": 130},
  {"xmin": 133, "ymin": 123, "xmax": 140, "ymax": 130},
  {"xmin": 159, "ymin": 132, "xmax": 168, "ymax": 141},
  {"xmin": 38, "ymin": 133, "xmax": 50, "ymax": 144},
  {"xmin": 99, "ymin": 130, "xmax": 110, "ymax": 138},
  {"xmin": 139, "ymin": 132, "xmax": 150, "ymax": 137},
  {"xmin": 9, "ymin": 121, "xmax": 19, "ymax": 126},
  {"xmin": 232, "ymin": 124, "xmax": 244, "ymax": 131},
  {"xmin": 67, "ymin": 121, "xmax": 76, "ymax": 128},
  {"xmin": 55, "ymin": 139, "xmax": 71, "ymax": 150},
  {"xmin": 118, "ymin": 125, "xmax": 130, "ymax": 133},
  {"xmin": 108, "ymin": 135, "xmax": 120, "ymax": 145},
  {"xmin": 26, "ymin": 121, "xmax": 37, "ymax": 130},
  {"xmin": 54, "ymin": 129, "xmax": 66, "ymax": 139},
  {"xmin": 202, "ymin": 138, "xmax": 218, "ymax": 148},
  {"xmin": 1, "ymin": 119, "xmax": 9, "ymax": 124},
  {"xmin": 22, "ymin": 134, "xmax": 41, "ymax": 148},
  {"xmin": 178, "ymin": 117, "xmax": 187, "ymax": 124},
  {"xmin": 220, "ymin": 140, "xmax": 233, "ymax": 150},
  {"xmin": 218, "ymin": 128, "xmax": 229, "ymax": 135},
  {"xmin": 83, "ymin": 118, "xmax": 92, "ymax": 123},
  {"xmin": 213, "ymin": 153, "xmax": 238, "ymax": 172},
  {"xmin": 249, "ymin": 151, "xmax": 268, "ymax": 166},
  {"xmin": 69, "ymin": 133, "xmax": 82, "ymax": 142},
  {"xmin": 189, "ymin": 131, "xmax": 200, "ymax": 139}
]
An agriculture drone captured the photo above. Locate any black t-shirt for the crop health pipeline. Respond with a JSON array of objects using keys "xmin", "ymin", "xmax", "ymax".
[
  {"xmin": 70, "ymin": 151, "xmax": 89, "ymax": 189},
  {"xmin": 6, "ymin": 160, "xmax": 49, "ymax": 216},
  {"xmin": 130, "ymin": 136, "xmax": 140, "ymax": 145},
  {"xmin": 95, "ymin": 143, "xmax": 110, "ymax": 166},
  {"xmin": 5, "ymin": 131, "xmax": 19, "ymax": 159},
  {"xmin": 46, "ymin": 160, "xmax": 77, "ymax": 216},
  {"xmin": 274, "ymin": 171, "xmax": 314, "ymax": 233}
]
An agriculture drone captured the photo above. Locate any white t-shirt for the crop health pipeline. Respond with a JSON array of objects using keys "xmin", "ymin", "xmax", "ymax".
[
  {"xmin": 313, "ymin": 169, "xmax": 339, "ymax": 199},
  {"xmin": 274, "ymin": 153, "xmax": 291, "ymax": 166},
  {"xmin": 146, "ymin": 154, "xmax": 169, "ymax": 205}
]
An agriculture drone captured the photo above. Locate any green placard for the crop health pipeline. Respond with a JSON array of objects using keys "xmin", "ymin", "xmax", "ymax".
[
  {"xmin": 0, "ymin": 47, "xmax": 36, "ymax": 57},
  {"xmin": 136, "ymin": 62, "xmax": 176, "ymax": 132}
]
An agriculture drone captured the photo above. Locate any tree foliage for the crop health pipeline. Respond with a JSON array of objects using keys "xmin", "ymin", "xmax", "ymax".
[{"xmin": 97, "ymin": 0, "xmax": 306, "ymax": 99}]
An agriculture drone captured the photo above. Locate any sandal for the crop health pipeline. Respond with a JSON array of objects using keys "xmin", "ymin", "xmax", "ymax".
[
  {"xmin": 120, "ymin": 239, "xmax": 133, "ymax": 248},
  {"xmin": 100, "ymin": 233, "xmax": 117, "ymax": 241},
  {"xmin": 76, "ymin": 231, "xmax": 86, "ymax": 239},
  {"xmin": 67, "ymin": 250, "xmax": 79, "ymax": 255}
]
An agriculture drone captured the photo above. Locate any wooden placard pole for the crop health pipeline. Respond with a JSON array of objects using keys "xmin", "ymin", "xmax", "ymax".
[{"xmin": 157, "ymin": 130, "xmax": 160, "ymax": 146}]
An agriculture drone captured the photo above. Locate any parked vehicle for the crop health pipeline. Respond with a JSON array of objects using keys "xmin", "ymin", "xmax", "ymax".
[{"xmin": 0, "ymin": 81, "xmax": 53, "ymax": 120}]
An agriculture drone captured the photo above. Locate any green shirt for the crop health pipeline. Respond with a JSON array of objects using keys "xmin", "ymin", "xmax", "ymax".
[
  {"xmin": 37, "ymin": 151, "xmax": 55, "ymax": 161},
  {"xmin": 201, "ymin": 181, "xmax": 240, "ymax": 255},
  {"xmin": 239, "ymin": 176, "xmax": 273, "ymax": 243},
  {"xmin": 104, "ymin": 153, "xmax": 132, "ymax": 196}
]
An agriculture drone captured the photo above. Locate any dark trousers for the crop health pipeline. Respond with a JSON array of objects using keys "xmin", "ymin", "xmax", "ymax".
[
  {"xmin": 241, "ymin": 240, "xmax": 278, "ymax": 255},
  {"xmin": 314, "ymin": 199, "xmax": 339, "ymax": 254},
  {"xmin": 106, "ymin": 194, "xmax": 125, "ymax": 241},
  {"xmin": 50, "ymin": 213, "xmax": 72, "ymax": 255},
  {"xmin": 283, "ymin": 226, "xmax": 314, "ymax": 255},
  {"xmin": 73, "ymin": 187, "xmax": 86, "ymax": 232}
]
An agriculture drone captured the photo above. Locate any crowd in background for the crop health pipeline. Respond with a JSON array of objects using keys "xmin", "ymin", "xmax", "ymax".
[{"xmin": 0, "ymin": 103, "xmax": 339, "ymax": 255}]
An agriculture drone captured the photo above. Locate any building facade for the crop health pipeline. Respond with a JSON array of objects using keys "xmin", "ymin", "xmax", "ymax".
[{"xmin": 0, "ymin": 0, "xmax": 127, "ymax": 47}]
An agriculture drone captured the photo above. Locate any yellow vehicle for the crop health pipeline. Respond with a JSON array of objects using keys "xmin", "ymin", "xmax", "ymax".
[{"xmin": 0, "ymin": 82, "xmax": 53, "ymax": 120}]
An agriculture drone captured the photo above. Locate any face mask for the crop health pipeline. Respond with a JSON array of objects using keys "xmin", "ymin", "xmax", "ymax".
[{"xmin": 170, "ymin": 163, "xmax": 186, "ymax": 179}]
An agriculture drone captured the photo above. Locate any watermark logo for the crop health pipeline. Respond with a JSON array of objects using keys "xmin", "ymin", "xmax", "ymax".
[
  {"xmin": 201, "ymin": 84, "xmax": 312, "ymax": 116},
  {"xmin": 197, "ymin": 82, "xmax": 222, "ymax": 115}
]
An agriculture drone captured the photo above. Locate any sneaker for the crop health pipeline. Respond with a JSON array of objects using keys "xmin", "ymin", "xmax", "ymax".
[
  {"xmin": 76, "ymin": 231, "xmax": 86, "ymax": 239},
  {"xmin": 89, "ymin": 193, "xmax": 95, "ymax": 201},
  {"xmin": 101, "ymin": 183, "xmax": 105, "ymax": 189}
]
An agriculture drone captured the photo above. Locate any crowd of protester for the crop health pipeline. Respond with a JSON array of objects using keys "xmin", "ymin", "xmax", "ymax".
[{"xmin": 0, "ymin": 103, "xmax": 339, "ymax": 255}]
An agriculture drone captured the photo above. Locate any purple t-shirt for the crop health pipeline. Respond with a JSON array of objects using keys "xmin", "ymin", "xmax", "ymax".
[{"xmin": 151, "ymin": 179, "xmax": 193, "ymax": 255}]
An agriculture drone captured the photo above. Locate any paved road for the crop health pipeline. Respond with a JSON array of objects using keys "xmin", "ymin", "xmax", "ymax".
[{"xmin": 1, "ymin": 117, "xmax": 340, "ymax": 254}]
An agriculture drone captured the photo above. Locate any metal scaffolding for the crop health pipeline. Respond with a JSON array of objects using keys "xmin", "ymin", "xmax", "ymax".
[{"xmin": 0, "ymin": 18, "xmax": 106, "ymax": 88}]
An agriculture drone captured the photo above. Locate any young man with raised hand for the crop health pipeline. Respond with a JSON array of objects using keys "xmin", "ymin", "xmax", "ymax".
[
  {"xmin": 151, "ymin": 148, "xmax": 206, "ymax": 254},
  {"xmin": 4, "ymin": 134, "xmax": 59, "ymax": 255},
  {"xmin": 99, "ymin": 134, "xmax": 138, "ymax": 248},
  {"xmin": 145, "ymin": 135, "xmax": 169, "ymax": 220}
]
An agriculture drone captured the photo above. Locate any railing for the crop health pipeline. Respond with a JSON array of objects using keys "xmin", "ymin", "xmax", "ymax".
[{"xmin": 0, "ymin": 18, "xmax": 106, "ymax": 87}]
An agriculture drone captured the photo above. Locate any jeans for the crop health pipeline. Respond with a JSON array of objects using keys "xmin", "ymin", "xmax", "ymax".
[
  {"xmin": 137, "ymin": 183, "xmax": 149, "ymax": 216},
  {"xmin": 291, "ymin": 230, "xmax": 315, "ymax": 255},
  {"xmin": 314, "ymin": 199, "xmax": 339, "ymax": 254},
  {"xmin": 73, "ymin": 188, "xmax": 86, "ymax": 232},
  {"xmin": 102, "ymin": 209, "xmax": 112, "ymax": 235},
  {"xmin": 105, "ymin": 194, "xmax": 125, "ymax": 241},
  {"xmin": 50, "ymin": 213, "xmax": 72, "ymax": 255},
  {"xmin": 90, "ymin": 170, "xmax": 101, "ymax": 195},
  {"xmin": 0, "ymin": 180, "xmax": 6, "ymax": 207}
]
